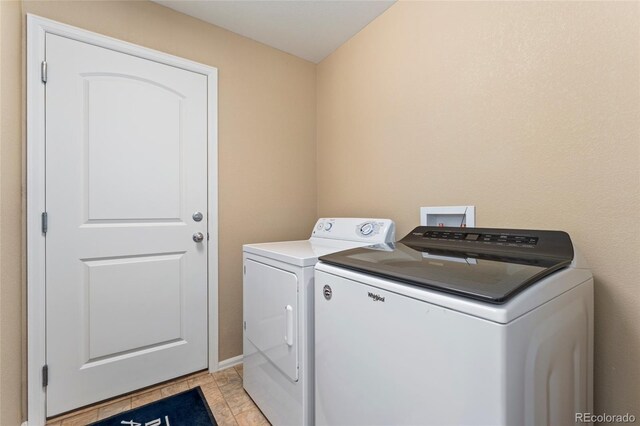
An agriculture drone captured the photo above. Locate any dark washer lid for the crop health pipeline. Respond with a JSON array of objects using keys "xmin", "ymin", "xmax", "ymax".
[{"xmin": 318, "ymin": 226, "xmax": 574, "ymax": 304}]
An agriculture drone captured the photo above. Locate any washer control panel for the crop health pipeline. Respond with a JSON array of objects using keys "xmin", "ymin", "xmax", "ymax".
[
  {"xmin": 403, "ymin": 226, "xmax": 573, "ymax": 260},
  {"xmin": 312, "ymin": 218, "xmax": 396, "ymax": 243}
]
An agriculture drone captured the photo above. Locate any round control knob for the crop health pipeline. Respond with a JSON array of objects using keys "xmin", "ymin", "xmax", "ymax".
[
  {"xmin": 324, "ymin": 222, "xmax": 333, "ymax": 231},
  {"xmin": 359, "ymin": 222, "xmax": 374, "ymax": 236},
  {"xmin": 316, "ymin": 222, "xmax": 324, "ymax": 230}
]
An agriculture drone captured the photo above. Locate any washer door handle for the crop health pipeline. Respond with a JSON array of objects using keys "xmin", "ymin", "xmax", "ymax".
[{"xmin": 284, "ymin": 305, "xmax": 293, "ymax": 347}]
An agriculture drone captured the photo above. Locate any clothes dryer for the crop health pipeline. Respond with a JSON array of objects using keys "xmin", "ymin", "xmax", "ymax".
[{"xmin": 243, "ymin": 218, "xmax": 395, "ymax": 425}]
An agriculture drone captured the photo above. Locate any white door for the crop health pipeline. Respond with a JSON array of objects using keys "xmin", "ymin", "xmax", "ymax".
[
  {"xmin": 244, "ymin": 259, "xmax": 299, "ymax": 381},
  {"xmin": 45, "ymin": 33, "xmax": 208, "ymax": 416}
]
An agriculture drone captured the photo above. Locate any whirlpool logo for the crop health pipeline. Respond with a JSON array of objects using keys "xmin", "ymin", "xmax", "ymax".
[
  {"xmin": 368, "ymin": 292, "xmax": 385, "ymax": 302},
  {"xmin": 323, "ymin": 285, "xmax": 332, "ymax": 300}
]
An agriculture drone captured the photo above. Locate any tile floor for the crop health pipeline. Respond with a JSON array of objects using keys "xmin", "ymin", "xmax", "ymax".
[{"xmin": 46, "ymin": 364, "xmax": 270, "ymax": 426}]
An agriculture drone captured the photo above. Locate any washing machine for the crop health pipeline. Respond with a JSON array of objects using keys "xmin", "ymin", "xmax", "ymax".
[
  {"xmin": 243, "ymin": 218, "xmax": 395, "ymax": 425},
  {"xmin": 315, "ymin": 226, "xmax": 593, "ymax": 426}
]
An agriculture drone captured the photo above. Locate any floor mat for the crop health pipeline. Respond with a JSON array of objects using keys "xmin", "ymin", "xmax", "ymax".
[{"xmin": 89, "ymin": 387, "xmax": 216, "ymax": 426}]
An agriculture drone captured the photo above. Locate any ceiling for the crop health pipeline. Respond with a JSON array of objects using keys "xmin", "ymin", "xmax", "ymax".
[{"xmin": 153, "ymin": 0, "xmax": 396, "ymax": 63}]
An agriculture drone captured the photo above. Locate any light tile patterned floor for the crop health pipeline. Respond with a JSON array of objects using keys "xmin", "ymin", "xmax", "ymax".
[{"xmin": 46, "ymin": 364, "xmax": 270, "ymax": 426}]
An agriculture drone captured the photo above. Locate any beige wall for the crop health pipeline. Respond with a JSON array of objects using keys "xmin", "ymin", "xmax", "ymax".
[
  {"xmin": 317, "ymin": 0, "xmax": 639, "ymax": 416},
  {"xmin": 1, "ymin": 0, "xmax": 26, "ymax": 424},
  {"xmin": 0, "ymin": 1, "xmax": 316, "ymax": 423}
]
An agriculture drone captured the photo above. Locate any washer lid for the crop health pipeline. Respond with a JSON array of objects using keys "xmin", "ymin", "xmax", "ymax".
[
  {"xmin": 319, "ymin": 227, "xmax": 574, "ymax": 304},
  {"xmin": 243, "ymin": 238, "xmax": 368, "ymax": 267}
]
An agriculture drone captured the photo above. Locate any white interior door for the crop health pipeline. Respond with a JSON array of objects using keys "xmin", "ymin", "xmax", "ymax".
[{"xmin": 45, "ymin": 33, "xmax": 208, "ymax": 416}]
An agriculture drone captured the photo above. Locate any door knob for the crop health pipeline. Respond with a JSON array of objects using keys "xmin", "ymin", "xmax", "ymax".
[{"xmin": 193, "ymin": 232, "xmax": 205, "ymax": 243}]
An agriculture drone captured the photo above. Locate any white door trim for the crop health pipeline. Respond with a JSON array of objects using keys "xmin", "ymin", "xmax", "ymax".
[{"xmin": 26, "ymin": 15, "xmax": 219, "ymax": 425}]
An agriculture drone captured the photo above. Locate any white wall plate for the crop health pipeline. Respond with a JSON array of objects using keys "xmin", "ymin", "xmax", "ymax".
[{"xmin": 420, "ymin": 206, "xmax": 476, "ymax": 228}]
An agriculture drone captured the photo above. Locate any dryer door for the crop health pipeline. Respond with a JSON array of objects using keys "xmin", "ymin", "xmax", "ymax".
[{"xmin": 244, "ymin": 259, "xmax": 299, "ymax": 381}]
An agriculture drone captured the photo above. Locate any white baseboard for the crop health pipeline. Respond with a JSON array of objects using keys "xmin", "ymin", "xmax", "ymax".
[{"xmin": 217, "ymin": 354, "xmax": 243, "ymax": 370}]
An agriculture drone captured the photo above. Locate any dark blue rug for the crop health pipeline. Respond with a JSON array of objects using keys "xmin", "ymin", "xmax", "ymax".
[{"xmin": 89, "ymin": 387, "xmax": 217, "ymax": 426}]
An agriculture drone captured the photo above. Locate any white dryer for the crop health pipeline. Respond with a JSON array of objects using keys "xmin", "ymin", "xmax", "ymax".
[
  {"xmin": 315, "ymin": 226, "xmax": 594, "ymax": 426},
  {"xmin": 243, "ymin": 218, "xmax": 395, "ymax": 426}
]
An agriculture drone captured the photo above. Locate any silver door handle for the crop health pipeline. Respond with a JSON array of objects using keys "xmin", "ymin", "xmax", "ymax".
[{"xmin": 193, "ymin": 232, "xmax": 204, "ymax": 243}]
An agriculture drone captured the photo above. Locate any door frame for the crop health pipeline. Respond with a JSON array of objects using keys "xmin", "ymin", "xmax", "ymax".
[{"xmin": 26, "ymin": 15, "xmax": 219, "ymax": 425}]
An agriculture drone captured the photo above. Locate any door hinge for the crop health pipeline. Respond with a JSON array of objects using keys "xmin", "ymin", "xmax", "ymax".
[
  {"xmin": 41, "ymin": 212, "xmax": 48, "ymax": 234},
  {"xmin": 243, "ymin": 265, "xmax": 246, "ymax": 275},
  {"xmin": 41, "ymin": 60, "xmax": 47, "ymax": 83},
  {"xmin": 42, "ymin": 365, "xmax": 49, "ymax": 387},
  {"xmin": 243, "ymin": 321, "xmax": 246, "ymax": 330}
]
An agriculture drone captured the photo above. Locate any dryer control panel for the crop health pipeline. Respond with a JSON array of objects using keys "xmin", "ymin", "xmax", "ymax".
[{"xmin": 312, "ymin": 218, "xmax": 396, "ymax": 244}]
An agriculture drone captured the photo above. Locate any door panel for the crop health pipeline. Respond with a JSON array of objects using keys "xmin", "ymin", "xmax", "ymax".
[
  {"xmin": 85, "ymin": 253, "xmax": 184, "ymax": 360},
  {"xmin": 45, "ymin": 33, "xmax": 208, "ymax": 415},
  {"xmin": 244, "ymin": 259, "xmax": 299, "ymax": 381},
  {"xmin": 86, "ymin": 75, "xmax": 183, "ymax": 220}
]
